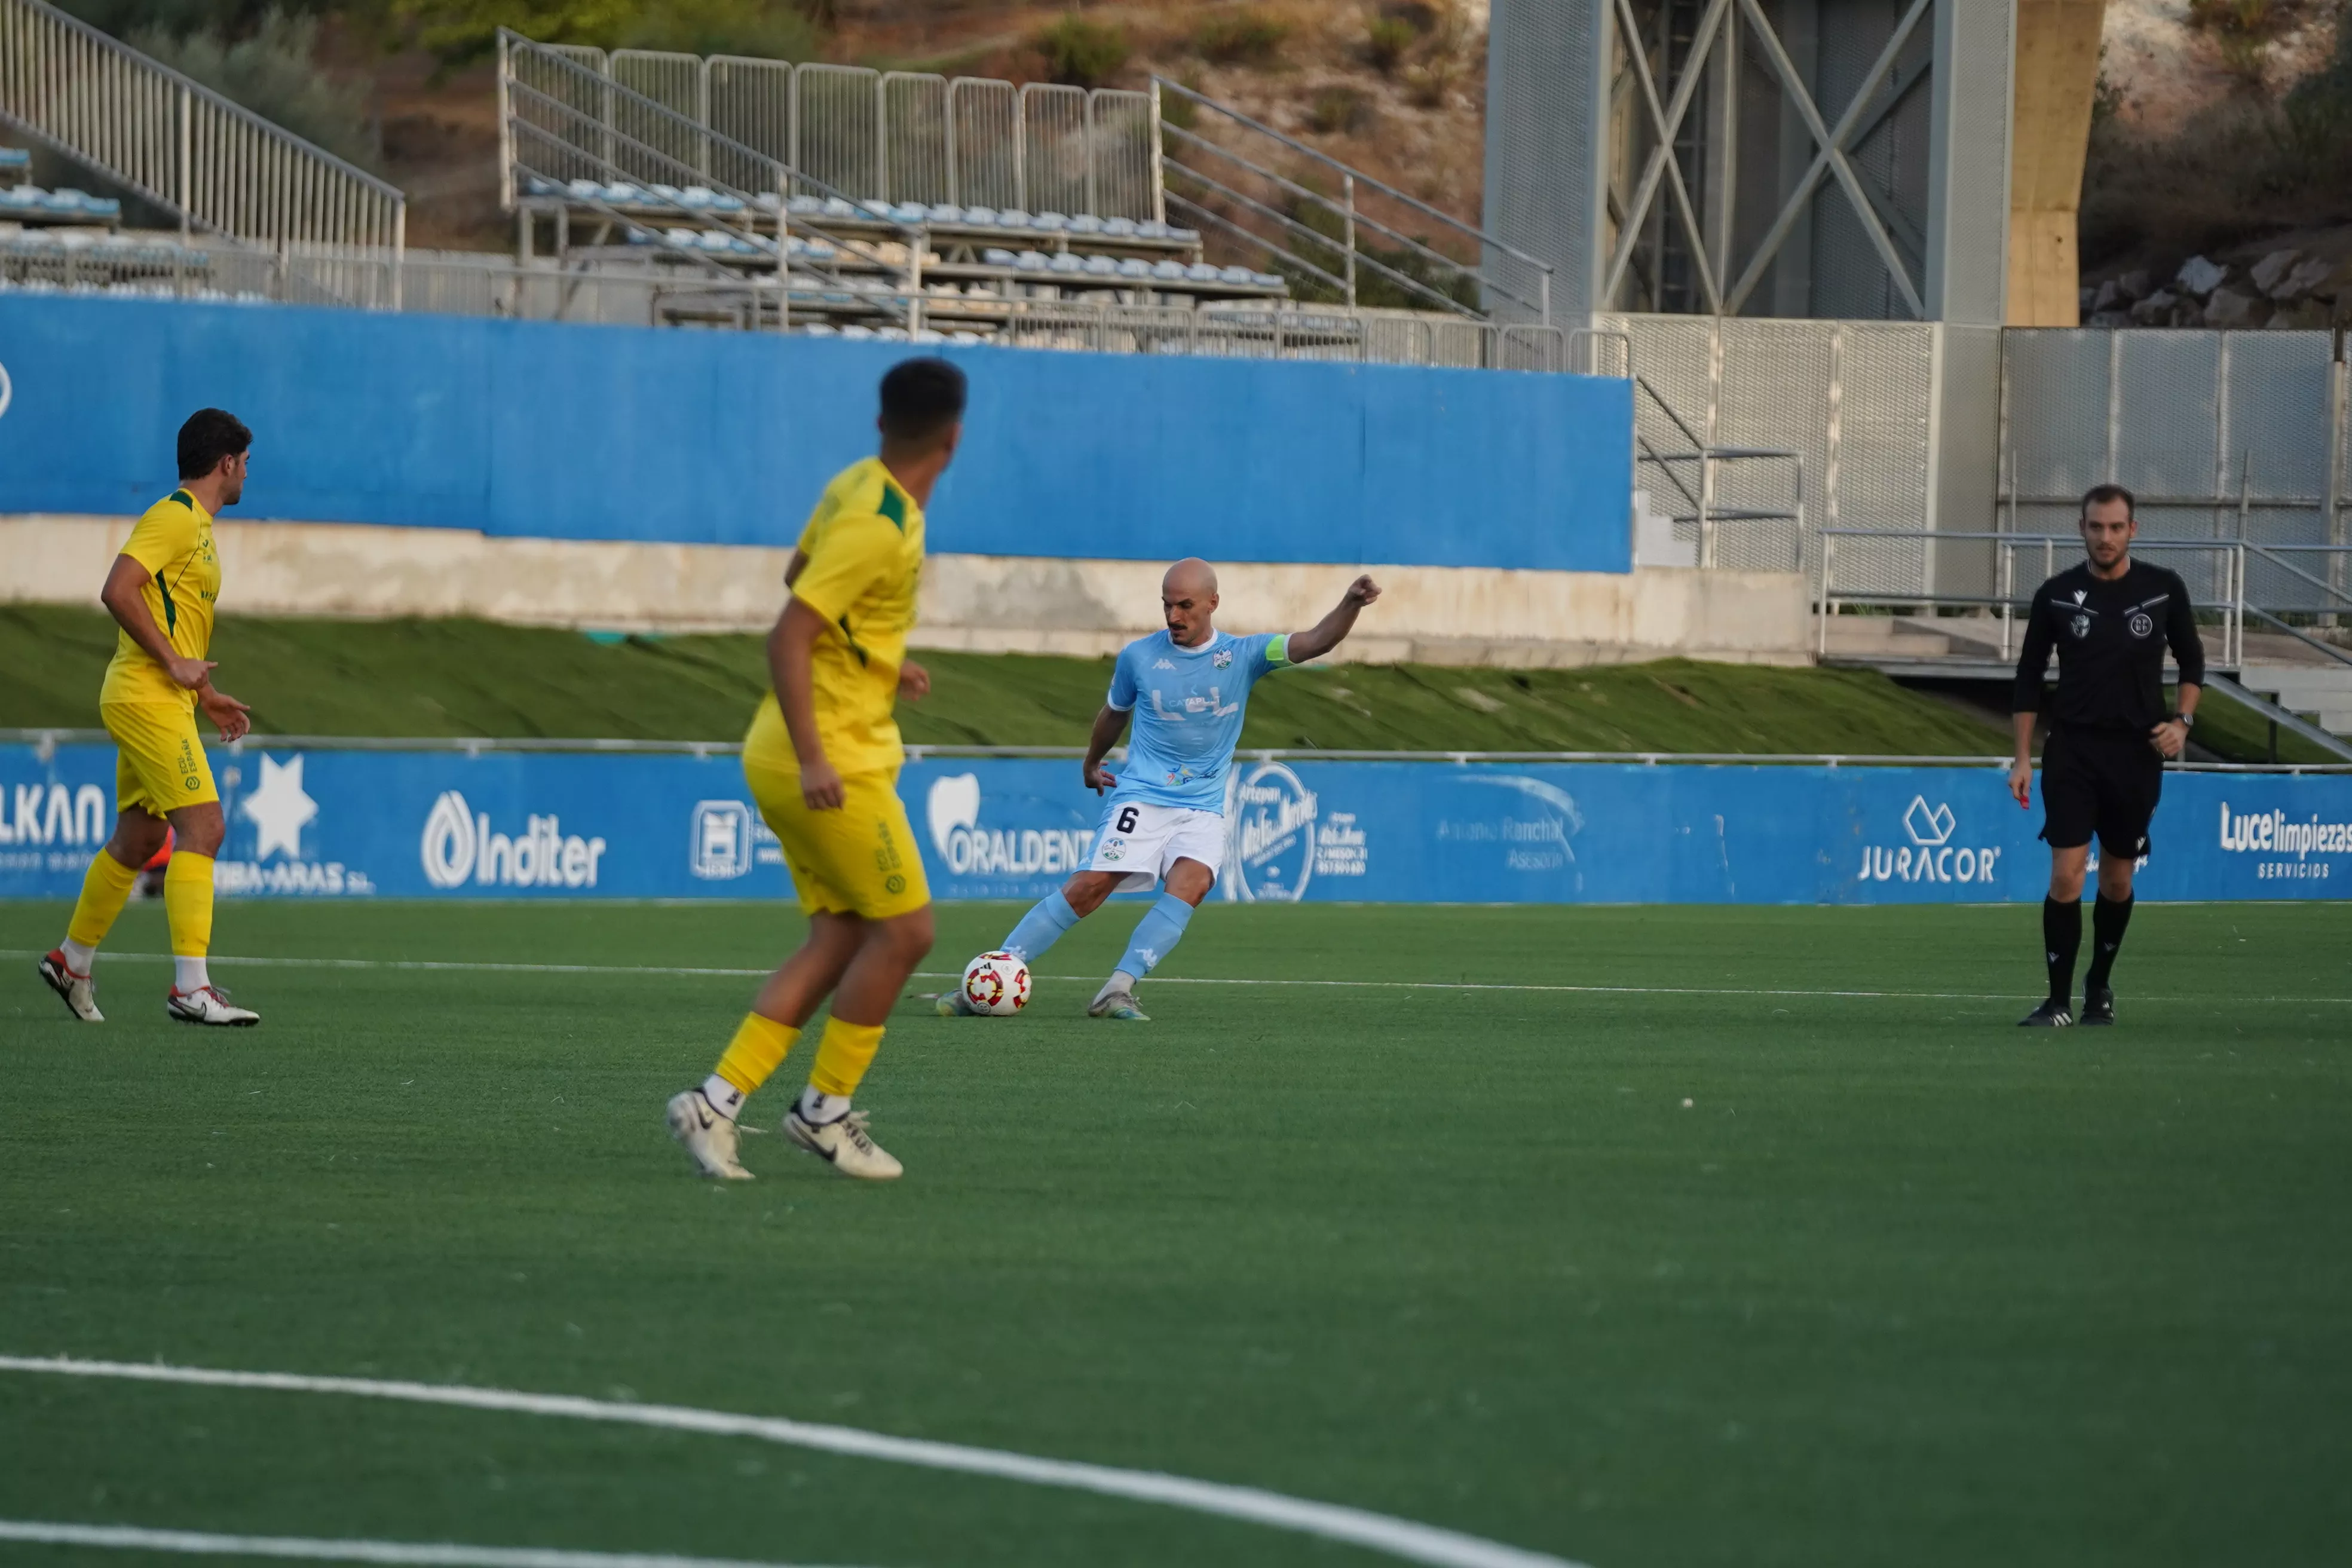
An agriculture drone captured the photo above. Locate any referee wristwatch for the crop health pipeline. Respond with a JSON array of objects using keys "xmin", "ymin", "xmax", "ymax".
[{"xmin": 2170, "ymin": 712, "xmax": 2195, "ymax": 730}]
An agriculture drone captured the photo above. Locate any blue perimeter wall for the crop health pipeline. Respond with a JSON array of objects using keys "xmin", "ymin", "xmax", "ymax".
[
  {"xmin": 0, "ymin": 294, "xmax": 1635, "ymax": 571},
  {"xmin": 4, "ymin": 744, "xmax": 2346, "ymax": 905}
]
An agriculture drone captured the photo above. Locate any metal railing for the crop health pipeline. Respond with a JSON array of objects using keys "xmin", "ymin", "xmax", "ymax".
[
  {"xmin": 6, "ymin": 238, "xmax": 1581, "ymax": 370},
  {"xmin": 1153, "ymin": 76, "xmax": 1551, "ymax": 326},
  {"xmin": 1812, "ymin": 531, "xmax": 2284, "ymax": 667},
  {"xmin": 0, "ymin": 0, "xmax": 403, "ymax": 278},
  {"xmin": 1633, "ymin": 373, "xmax": 1805, "ymax": 570},
  {"xmin": 500, "ymin": 41, "xmax": 1154, "ymax": 217},
  {"xmin": 10, "ymin": 728, "xmax": 2345, "ymax": 774}
]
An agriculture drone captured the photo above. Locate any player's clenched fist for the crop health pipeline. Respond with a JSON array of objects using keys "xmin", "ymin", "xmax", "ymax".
[{"xmin": 1346, "ymin": 575, "xmax": 1382, "ymax": 606}]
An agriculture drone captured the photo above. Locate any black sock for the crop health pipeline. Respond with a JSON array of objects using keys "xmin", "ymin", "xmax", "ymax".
[
  {"xmin": 2042, "ymin": 896, "xmax": 2081, "ymax": 1006},
  {"xmin": 2084, "ymin": 893, "xmax": 2133, "ymax": 992}
]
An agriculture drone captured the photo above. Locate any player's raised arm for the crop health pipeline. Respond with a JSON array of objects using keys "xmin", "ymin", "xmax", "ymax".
[{"xmin": 1284, "ymin": 574, "xmax": 1383, "ymax": 664}]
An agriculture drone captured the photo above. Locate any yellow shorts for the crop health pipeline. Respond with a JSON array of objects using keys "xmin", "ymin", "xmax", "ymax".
[
  {"xmin": 745, "ymin": 758, "xmax": 930, "ymax": 921},
  {"xmin": 103, "ymin": 700, "xmax": 217, "ymax": 817}
]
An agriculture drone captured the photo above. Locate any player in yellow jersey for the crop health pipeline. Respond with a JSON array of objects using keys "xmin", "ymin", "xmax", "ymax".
[
  {"xmin": 39, "ymin": 409, "xmax": 261, "ymax": 1027},
  {"xmin": 667, "ymin": 359, "xmax": 966, "ymax": 1181}
]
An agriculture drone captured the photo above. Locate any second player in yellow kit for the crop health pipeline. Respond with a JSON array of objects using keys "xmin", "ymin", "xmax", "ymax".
[
  {"xmin": 668, "ymin": 358, "xmax": 969, "ymax": 1183},
  {"xmin": 741, "ymin": 454, "xmax": 932, "ymax": 922},
  {"xmin": 39, "ymin": 409, "xmax": 261, "ymax": 1028}
]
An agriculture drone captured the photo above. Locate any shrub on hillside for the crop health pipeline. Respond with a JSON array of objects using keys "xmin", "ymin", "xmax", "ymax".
[
  {"xmin": 392, "ymin": 0, "xmax": 815, "ymax": 68},
  {"xmin": 1192, "ymin": 7, "xmax": 1288, "ymax": 66},
  {"xmin": 1364, "ymin": 14, "xmax": 1416, "ymax": 74},
  {"xmin": 1309, "ymin": 85, "xmax": 1370, "ymax": 135},
  {"xmin": 130, "ymin": 10, "xmax": 380, "ymax": 169},
  {"xmin": 1032, "ymin": 15, "xmax": 1129, "ymax": 90}
]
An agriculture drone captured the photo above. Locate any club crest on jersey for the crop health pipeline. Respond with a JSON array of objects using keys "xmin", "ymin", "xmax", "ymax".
[
  {"xmin": 1212, "ymin": 648, "xmax": 1233, "ymax": 669},
  {"xmin": 2070, "ymin": 614, "xmax": 2091, "ymax": 639},
  {"xmin": 2129, "ymin": 611, "xmax": 2154, "ymax": 638}
]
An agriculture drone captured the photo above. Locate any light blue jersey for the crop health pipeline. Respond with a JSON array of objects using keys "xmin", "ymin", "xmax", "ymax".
[{"xmin": 1105, "ymin": 629, "xmax": 1292, "ymax": 811}]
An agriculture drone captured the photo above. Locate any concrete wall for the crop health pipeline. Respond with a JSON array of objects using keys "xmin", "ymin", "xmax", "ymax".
[{"xmin": 0, "ymin": 514, "xmax": 1813, "ymax": 668}]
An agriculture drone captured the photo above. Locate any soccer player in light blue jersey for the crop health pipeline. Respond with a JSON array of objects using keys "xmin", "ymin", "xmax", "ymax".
[{"xmin": 943, "ymin": 558, "xmax": 1380, "ymax": 1020}]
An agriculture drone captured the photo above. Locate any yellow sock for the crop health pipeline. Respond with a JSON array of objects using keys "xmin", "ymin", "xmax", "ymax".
[
  {"xmin": 66, "ymin": 850, "xmax": 141, "ymax": 951},
  {"xmin": 715, "ymin": 1012, "xmax": 798, "ymax": 1098},
  {"xmin": 809, "ymin": 1016, "xmax": 885, "ymax": 1098},
  {"xmin": 163, "ymin": 851, "xmax": 216, "ymax": 958}
]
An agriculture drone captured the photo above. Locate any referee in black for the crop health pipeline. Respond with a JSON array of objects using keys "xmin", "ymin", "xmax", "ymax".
[{"xmin": 2009, "ymin": 484, "xmax": 2205, "ymax": 1025}]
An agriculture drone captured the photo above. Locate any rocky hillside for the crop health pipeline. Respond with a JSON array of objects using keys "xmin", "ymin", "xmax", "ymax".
[{"xmin": 2085, "ymin": 240, "xmax": 2352, "ymax": 330}]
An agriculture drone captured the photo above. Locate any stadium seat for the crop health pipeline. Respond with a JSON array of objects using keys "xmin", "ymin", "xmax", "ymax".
[{"xmin": 1068, "ymin": 215, "xmax": 1104, "ymax": 235}]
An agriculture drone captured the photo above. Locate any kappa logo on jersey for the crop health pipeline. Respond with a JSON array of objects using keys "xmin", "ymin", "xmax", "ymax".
[
  {"xmin": 1856, "ymin": 795, "xmax": 2002, "ymax": 886},
  {"xmin": 1224, "ymin": 761, "xmax": 1318, "ymax": 902},
  {"xmin": 213, "ymin": 754, "xmax": 375, "ymax": 895},
  {"xmin": 421, "ymin": 789, "xmax": 608, "ymax": 889},
  {"xmin": 1153, "ymin": 659, "xmax": 1175, "ymax": 670},
  {"xmin": 925, "ymin": 773, "xmax": 1095, "ymax": 877}
]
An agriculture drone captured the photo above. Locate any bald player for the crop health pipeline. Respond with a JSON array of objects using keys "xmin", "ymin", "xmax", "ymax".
[{"xmin": 943, "ymin": 560, "xmax": 1380, "ymax": 1020}]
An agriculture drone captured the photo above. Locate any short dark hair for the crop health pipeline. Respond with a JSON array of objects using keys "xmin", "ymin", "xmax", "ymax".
[
  {"xmin": 2080, "ymin": 482, "xmax": 2134, "ymax": 520},
  {"xmin": 878, "ymin": 357, "xmax": 966, "ymax": 445},
  {"xmin": 177, "ymin": 408, "xmax": 252, "ymax": 480}
]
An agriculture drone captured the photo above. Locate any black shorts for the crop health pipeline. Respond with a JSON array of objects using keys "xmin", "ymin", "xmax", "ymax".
[{"xmin": 2039, "ymin": 728, "xmax": 2163, "ymax": 859}]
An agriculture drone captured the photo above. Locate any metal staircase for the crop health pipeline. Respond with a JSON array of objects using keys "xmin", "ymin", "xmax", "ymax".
[{"xmin": 0, "ymin": 0, "xmax": 403, "ymax": 287}]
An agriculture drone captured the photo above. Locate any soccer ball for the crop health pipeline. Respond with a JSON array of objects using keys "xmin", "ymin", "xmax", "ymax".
[{"xmin": 960, "ymin": 951, "xmax": 1031, "ymax": 1016}]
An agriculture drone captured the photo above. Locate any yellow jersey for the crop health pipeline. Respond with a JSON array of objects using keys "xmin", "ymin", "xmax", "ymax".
[
  {"xmin": 749, "ymin": 457, "xmax": 926, "ymax": 776},
  {"xmin": 100, "ymin": 488, "xmax": 220, "ymax": 710}
]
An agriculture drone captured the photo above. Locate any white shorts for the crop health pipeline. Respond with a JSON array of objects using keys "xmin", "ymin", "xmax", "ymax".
[{"xmin": 1088, "ymin": 798, "xmax": 1226, "ymax": 892}]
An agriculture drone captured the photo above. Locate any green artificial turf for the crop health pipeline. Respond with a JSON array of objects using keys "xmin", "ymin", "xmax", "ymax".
[
  {"xmin": 0, "ymin": 604, "xmax": 2012, "ymax": 756},
  {"xmin": 1, "ymin": 899, "xmax": 2348, "ymax": 1568}
]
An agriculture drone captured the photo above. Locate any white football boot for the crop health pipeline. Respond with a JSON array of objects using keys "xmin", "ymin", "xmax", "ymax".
[
  {"xmin": 783, "ymin": 1106, "xmax": 903, "ymax": 1181},
  {"xmin": 167, "ymin": 985, "xmax": 259, "ymax": 1027},
  {"xmin": 37, "ymin": 951, "xmax": 103, "ymax": 1022},
  {"xmin": 667, "ymin": 1089, "xmax": 753, "ymax": 1180}
]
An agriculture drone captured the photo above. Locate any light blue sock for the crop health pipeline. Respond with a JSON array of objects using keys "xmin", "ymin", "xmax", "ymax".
[
  {"xmin": 1002, "ymin": 890, "xmax": 1080, "ymax": 964},
  {"xmin": 1114, "ymin": 893, "xmax": 1195, "ymax": 984}
]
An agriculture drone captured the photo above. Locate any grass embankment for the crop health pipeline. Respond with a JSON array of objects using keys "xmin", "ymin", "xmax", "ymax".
[
  {"xmin": 1, "ymin": 605, "xmax": 2013, "ymax": 755},
  {"xmin": 10, "ymin": 603, "xmax": 2326, "ymax": 761}
]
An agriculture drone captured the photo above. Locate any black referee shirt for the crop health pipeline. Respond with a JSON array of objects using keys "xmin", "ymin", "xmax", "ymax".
[{"xmin": 2011, "ymin": 559, "xmax": 2206, "ymax": 734}]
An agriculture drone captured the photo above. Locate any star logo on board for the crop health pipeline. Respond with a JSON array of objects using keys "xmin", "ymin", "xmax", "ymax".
[{"xmin": 240, "ymin": 753, "xmax": 318, "ymax": 861}]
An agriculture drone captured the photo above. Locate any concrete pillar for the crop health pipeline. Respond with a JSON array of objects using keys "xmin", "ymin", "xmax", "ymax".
[{"xmin": 2006, "ymin": 0, "xmax": 2106, "ymax": 326}]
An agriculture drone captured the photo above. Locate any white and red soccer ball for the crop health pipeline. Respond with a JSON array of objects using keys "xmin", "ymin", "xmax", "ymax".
[{"xmin": 960, "ymin": 951, "xmax": 1031, "ymax": 1016}]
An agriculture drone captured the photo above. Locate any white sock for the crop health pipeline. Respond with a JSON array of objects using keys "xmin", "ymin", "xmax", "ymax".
[
  {"xmin": 700, "ymin": 1075, "xmax": 746, "ymax": 1122},
  {"xmin": 798, "ymin": 1085, "xmax": 850, "ymax": 1125},
  {"xmin": 1094, "ymin": 970, "xmax": 1138, "ymax": 1004},
  {"xmin": 174, "ymin": 956, "xmax": 209, "ymax": 993},
  {"xmin": 60, "ymin": 939, "xmax": 96, "ymax": 975}
]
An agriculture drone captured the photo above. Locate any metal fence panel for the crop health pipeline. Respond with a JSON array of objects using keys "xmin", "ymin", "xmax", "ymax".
[
  {"xmin": 881, "ymin": 73, "xmax": 949, "ymax": 206},
  {"xmin": 1019, "ymin": 83, "xmax": 1088, "ymax": 215},
  {"xmin": 2112, "ymin": 330, "xmax": 2222, "ymax": 506},
  {"xmin": 708, "ymin": 56, "xmax": 792, "ymax": 189},
  {"xmin": 1089, "ymin": 88, "xmax": 1154, "ymax": 219},
  {"xmin": 511, "ymin": 41, "xmax": 610, "ymax": 186},
  {"xmin": 949, "ymin": 78, "xmax": 1019, "ymax": 209},
  {"xmin": 610, "ymin": 50, "xmax": 704, "ymax": 181},
  {"xmin": 1835, "ymin": 323, "xmax": 1936, "ymax": 590},
  {"xmin": 2002, "ymin": 329, "xmax": 2109, "ymax": 500},
  {"xmin": 795, "ymin": 63, "xmax": 880, "ymax": 201},
  {"xmin": 1714, "ymin": 320, "xmax": 1833, "ymax": 573}
]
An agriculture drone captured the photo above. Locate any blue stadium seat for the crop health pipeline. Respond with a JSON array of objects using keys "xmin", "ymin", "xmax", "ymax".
[
  {"xmin": 1031, "ymin": 212, "xmax": 1068, "ymax": 233},
  {"xmin": 1103, "ymin": 216, "xmax": 1138, "ymax": 237},
  {"xmin": 1068, "ymin": 214, "xmax": 1104, "ymax": 235},
  {"xmin": 1151, "ymin": 259, "xmax": 1187, "ymax": 281},
  {"xmin": 1117, "ymin": 258, "xmax": 1152, "ymax": 279},
  {"xmin": 961, "ymin": 206, "xmax": 998, "ymax": 226}
]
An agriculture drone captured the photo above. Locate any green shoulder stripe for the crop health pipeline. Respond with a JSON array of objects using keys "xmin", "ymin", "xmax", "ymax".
[
  {"xmin": 169, "ymin": 489, "xmax": 196, "ymax": 510},
  {"xmin": 876, "ymin": 483, "xmax": 908, "ymax": 530}
]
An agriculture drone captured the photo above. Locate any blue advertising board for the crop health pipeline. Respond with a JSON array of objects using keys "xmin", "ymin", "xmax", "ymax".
[
  {"xmin": 0, "ymin": 293, "xmax": 1635, "ymax": 572},
  {"xmin": 4, "ymin": 743, "xmax": 2347, "ymax": 905}
]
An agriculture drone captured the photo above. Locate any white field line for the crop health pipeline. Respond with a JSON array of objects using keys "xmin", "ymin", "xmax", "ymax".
[
  {"xmin": 7, "ymin": 947, "xmax": 2350, "ymax": 1005},
  {"xmin": 0, "ymin": 1358, "xmax": 1585, "ymax": 1568},
  {"xmin": 0, "ymin": 1521, "xmax": 859, "ymax": 1568}
]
